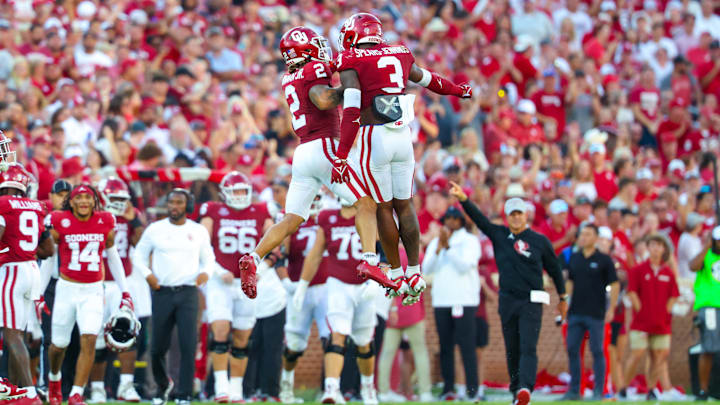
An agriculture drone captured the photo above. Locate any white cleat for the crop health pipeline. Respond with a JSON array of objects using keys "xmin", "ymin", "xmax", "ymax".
[
  {"xmin": 360, "ymin": 382, "xmax": 378, "ymax": 405},
  {"xmin": 320, "ymin": 386, "xmax": 346, "ymax": 404},
  {"xmin": 279, "ymin": 378, "xmax": 296, "ymax": 404},
  {"xmin": 88, "ymin": 386, "xmax": 107, "ymax": 404},
  {"xmin": 117, "ymin": 382, "xmax": 141, "ymax": 402},
  {"xmin": 419, "ymin": 392, "xmax": 434, "ymax": 402},
  {"xmin": 377, "ymin": 391, "xmax": 406, "ymax": 403}
]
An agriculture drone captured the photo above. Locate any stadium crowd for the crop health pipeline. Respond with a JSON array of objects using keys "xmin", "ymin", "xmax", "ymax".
[{"xmin": 0, "ymin": 0, "xmax": 720, "ymax": 402}]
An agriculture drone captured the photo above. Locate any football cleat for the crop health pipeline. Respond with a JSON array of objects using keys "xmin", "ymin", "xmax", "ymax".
[
  {"xmin": 0, "ymin": 379, "xmax": 27, "ymax": 401},
  {"xmin": 48, "ymin": 381, "xmax": 62, "ymax": 405},
  {"xmin": 406, "ymin": 273, "xmax": 426, "ymax": 295},
  {"xmin": 68, "ymin": 393, "xmax": 87, "ymax": 405},
  {"xmin": 514, "ymin": 388, "xmax": 530, "ymax": 405},
  {"xmin": 356, "ymin": 261, "xmax": 400, "ymax": 291},
  {"xmin": 360, "ymin": 382, "xmax": 378, "ymax": 405},
  {"xmin": 320, "ymin": 386, "xmax": 346, "ymax": 404},
  {"xmin": 385, "ymin": 277, "xmax": 409, "ymax": 298},
  {"xmin": 116, "ymin": 382, "xmax": 140, "ymax": 402},
  {"xmin": 87, "ymin": 385, "xmax": 106, "ymax": 404},
  {"xmin": 238, "ymin": 254, "xmax": 258, "ymax": 299}
]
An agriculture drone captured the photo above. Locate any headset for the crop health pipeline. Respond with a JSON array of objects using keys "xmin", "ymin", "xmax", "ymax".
[{"xmin": 168, "ymin": 188, "xmax": 195, "ymax": 214}]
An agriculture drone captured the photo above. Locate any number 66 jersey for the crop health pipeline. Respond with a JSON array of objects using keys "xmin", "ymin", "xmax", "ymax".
[{"xmin": 50, "ymin": 210, "xmax": 115, "ymax": 283}]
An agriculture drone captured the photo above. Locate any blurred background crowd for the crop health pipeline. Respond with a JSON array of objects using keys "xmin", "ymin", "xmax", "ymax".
[{"xmin": 1, "ymin": 0, "xmax": 720, "ymax": 400}]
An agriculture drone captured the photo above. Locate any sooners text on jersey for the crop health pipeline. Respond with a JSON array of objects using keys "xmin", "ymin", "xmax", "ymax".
[
  {"xmin": 0, "ymin": 196, "xmax": 45, "ymax": 265},
  {"xmin": 288, "ymin": 216, "xmax": 327, "ymax": 286},
  {"xmin": 102, "ymin": 210, "xmax": 140, "ymax": 281},
  {"xmin": 335, "ymin": 43, "xmax": 415, "ymax": 109},
  {"xmin": 281, "ymin": 61, "xmax": 339, "ymax": 143},
  {"xmin": 50, "ymin": 210, "xmax": 115, "ymax": 283},
  {"xmin": 200, "ymin": 201, "xmax": 270, "ymax": 277},
  {"xmin": 318, "ymin": 209, "xmax": 364, "ymax": 285}
]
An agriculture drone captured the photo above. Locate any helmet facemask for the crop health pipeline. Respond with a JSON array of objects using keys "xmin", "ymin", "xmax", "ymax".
[{"xmin": 222, "ymin": 183, "xmax": 253, "ymax": 210}]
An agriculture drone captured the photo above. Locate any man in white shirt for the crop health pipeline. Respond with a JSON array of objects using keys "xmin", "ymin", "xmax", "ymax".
[
  {"xmin": 134, "ymin": 189, "xmax": 215, "ymax": 405},
  {"xmin": 552, "ymin": 0, "xmax": 593, "ymax": 41},
  {"xmin": 73, "ymin": 32, "xmax": 113, "ymax": 76},
  {"xmin": 694, "ymin": 0, "xmax": 720, "ymax": 40},
  {"xmin": 511, "ymin": 0, "xmax": 554, "ymax": 48},
  {"xmin": 422, "ymin": 207, "xmax": 481, "ymax": 401},
  {"xmin": 678, "ymin": 212, "xmax": 704, "ymax": 280}
]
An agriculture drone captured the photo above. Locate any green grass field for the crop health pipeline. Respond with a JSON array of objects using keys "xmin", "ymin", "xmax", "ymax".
[{"xmin": 99, "ymin": 401, "xmax": 710, "ymax": 404}]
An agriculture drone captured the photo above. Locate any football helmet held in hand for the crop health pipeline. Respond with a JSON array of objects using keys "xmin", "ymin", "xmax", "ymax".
[{"xmin": 104, "ymin": 307, "xmax": 141, "ymax": 353}]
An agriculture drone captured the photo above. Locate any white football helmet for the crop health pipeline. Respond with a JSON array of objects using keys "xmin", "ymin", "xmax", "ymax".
[
  {"xmin": 104, "ymin": 308, "xmax": 141, "ymax": 353},
  {"xmin": 97, "ymin": 177, "xmax": 131, "ymax": 216},
  {"xmin": 220, "ymin": 171, "xmax": 253, "ymax": 210}
]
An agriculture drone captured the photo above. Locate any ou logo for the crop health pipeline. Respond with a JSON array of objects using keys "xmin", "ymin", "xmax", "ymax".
[{"xmin": 291, "ymin": 30, "xmax": 309, "ymax": 43}]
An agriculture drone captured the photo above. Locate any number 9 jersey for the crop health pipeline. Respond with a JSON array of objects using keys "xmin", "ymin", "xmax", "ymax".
[
  {"xmin": 199, "ymin": 201, "xmax": 271, "ymax": 276},
  {"xmin": 50, "ymin": 210, "xmax": 116, "ymax": 283},
  {"xmin": 0, "ymin": 196, "xmax": 45, "ymax": 265}
]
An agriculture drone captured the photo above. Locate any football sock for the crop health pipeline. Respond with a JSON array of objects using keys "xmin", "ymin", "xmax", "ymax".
[
  {"xmin": 362, "ymin": 252, "xmax": 379, "ymax": 266},
  {"xmin": 406, "ymin": 265, "xmax": 420, "ymax": 277}
]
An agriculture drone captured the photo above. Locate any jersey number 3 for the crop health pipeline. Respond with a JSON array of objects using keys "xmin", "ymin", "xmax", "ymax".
[{"xmin": 378, "ymin": 56, "xmax": 404, "ymax": 94}]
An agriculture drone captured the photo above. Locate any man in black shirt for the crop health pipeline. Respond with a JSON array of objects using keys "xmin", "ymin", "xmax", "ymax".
[
  {"xmin": 562, "ymin": 224, "xmax": 619, "ymax": 401},
  {"xmin": 450, "ymin": 183, "xmax": 567, "ymax": 405}
]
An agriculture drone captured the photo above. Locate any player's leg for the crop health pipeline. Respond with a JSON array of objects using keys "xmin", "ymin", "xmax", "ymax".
[
  {"xmin": 351, "ymin": 289, "xmax": 379, "ymax": 405},
  {"xmin": 1, "ymin": 264, "xmax": 36, "ymax": 399},
  {"xmin": 49, "ymin": 279, "xmax": 79, "ymax": 405},
  {"xmin": 207, "ymin": 277, "xmax": 234, "ymax": 402},
  {"xmin": 322, "ymin": 279, "xmax": 353, "ymax": 404},
  {"xmin": 72, "ymin": 283, "xmax": 105, "ymax": 403},
  {"xmin": 89, "ymin": 281, "xmax": 119, "ymax": 404},
  {"xmin": 116, "ymin": 350, "xmax": 139, "ymax": 402},
  {"xmin": 280, "ymin": 289, "xmax": 314, "ymax": 404},
  {"xmin": 228, "ymin": 288, "xmax": 255, "ymax": 403}
]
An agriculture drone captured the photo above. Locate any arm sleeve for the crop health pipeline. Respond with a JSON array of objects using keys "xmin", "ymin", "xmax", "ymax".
[
  {"xmin": 39, "ymin": 252, "xmax": 56, "ymax": 293},
  {"xmin": 336, "ymin": 88, "xmax": 362, "ymax": 159},
  {"xmin": 416, "ymin": 67, "xmax": 467, "ymax": 97},
  {"xmin": 459, "ymin": 199, "xmax": 501, "ymax": 239},
  {"xmin": 106, "ymin": 246, "xmax": 129, "ymax": 292},
  {"xmin": 198, "ymin": 227, "xmax": 215, "ymax": 277},
  {"xmin": 421, "ymin": 238, "xmax": 440, "ymax": 275},
  {"xmin": 132, "ymin": 225, "xmax": 153, "ymax": 278},
  {"xmin": 542, "ymin": 236, "xmax": 566, "ymax": 295}
]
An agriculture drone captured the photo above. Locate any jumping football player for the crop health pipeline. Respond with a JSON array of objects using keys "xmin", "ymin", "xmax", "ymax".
[
  {"xmin": 0, "ymin": 163, "xmax": 55, "ymax": 404},
  {"xmin": 46, "ymin": 185, "xmax": 134, "ymax": 405},
  {"xmin": 333, "ymin": 13, "xmax": 472, "ymax": 302},
  {"xmin": 238, "ymin": 27, "xmax": 397, "ymax": 300},
  {"xmin": 200, "ymin": 172, "xmax": 272, "ymax": 402}
]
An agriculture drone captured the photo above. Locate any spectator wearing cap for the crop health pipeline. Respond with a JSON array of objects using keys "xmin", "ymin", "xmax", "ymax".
[
  {"xmin": 26, "ymin": 133, "xmax": 56, "ymax": 200},
  {"xmin": 630, "ymin": 68, "xmax": 661, "ymax": 148},
  {"xmin": 620, "ymin": 234, "xmax": 680, "ymax": 401},
  {"xmin": 48, "ymin": 179, "xmax": 72, "ymax": 211},
  {"xmin": 562, "ymin": 224, "xmax": 619, "ymax": 401},
  {"xmin": 688, "ymin": 225, "xmax": 720, "ymax": 400},
  {"xmin": 509, "ymin": 99, "xmax": 544, "ymax": 146},
  {"xmin": 205, "ymin": 26, "xmax": 243, "ymax": 82},
  {"xmin": 609, "ymin": 178, "xmax": 638, "ymax": 212},
  {"xmin": 539, "ymin": 199, "xmax": 577, "ymax": 255},
  {"xmin": 696, "ymin": 39, "xmax": 720, "ymax": 96},
  {"xmin": 511, "ymin": 36, "xmax": 540, "ymax": 98},
  {"xmin": 589, "ymin": 143, "xmax": 618, "ymax": 202},
  {"xmin": 450, "ymin": 183, "xmax": 567, "ymax": 405},
  {"xmin": 660, "ymin": 57, "xmax": 699, "ymax": 105},
  {"xmin": 678, "ymin": 212, "xmax": 705, "ymax": 280},
  {"xmin": 657, "ymin": 97, "xmax": 691, "ymax": 156},
  {"xmin": 531, "ymin": 69, "xmax": 568, "ymax": 140},
  {"xmin": 423, "ymin": 206, "xmax": 481, "ymax": 400},
  {"xmin": 635, "ymin": 167, "xmax": 657, "ymax": 204},
  {"xmin": 418, "ymin": 174, "xmax": 450, "ymax": 237},
  {"xmin": 59, "ymin": 157, "xmax": 84, "ymax": 185}
]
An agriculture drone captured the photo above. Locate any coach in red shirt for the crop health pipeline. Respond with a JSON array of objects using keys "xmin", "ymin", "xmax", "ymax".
[{"xmin": 620, "ymin": 234, "xmax": 679, "ymax": 401}]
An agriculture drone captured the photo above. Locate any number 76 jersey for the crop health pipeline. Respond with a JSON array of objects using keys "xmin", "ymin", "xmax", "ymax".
[
  {"xmin": 50, "ymin": 210, "xmax": 116, "ymax": 283},
  {"xmin": 199, "ymin": 201, "xmax": 271, "ymax": 277}
]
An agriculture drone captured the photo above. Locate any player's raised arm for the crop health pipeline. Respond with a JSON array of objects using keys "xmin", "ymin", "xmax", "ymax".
[
  {"xmin": 309, "ymin": 85, "xmax": 342, "ymax": 111},
  {"xmin": 409, "ymin": 64, "xmax": 473, "ymax": 98}
]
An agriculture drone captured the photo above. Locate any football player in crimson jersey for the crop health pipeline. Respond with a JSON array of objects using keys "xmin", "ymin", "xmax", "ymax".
[
  {"xmin": 332, "ymin": 13, "xmax": 472, "ymax": 303},
  {"xmin": 87, "ymin": 178, "xmax": 146, "ymax": 403},
  {"xmin": 238, "ymin": 26, "xmax": 398, "ymax": 301},
  {"xmin": 46, "ymin": 185, "xmax": 134, "ymax": 405},
  {"xmin": 278, "ymin": 195, "xmax": 330, "ymax": 404},
  {"xmin": 296, "ymin": 199, "xmax": 383, "ymax": 405},
  {"xmin": 0, "ymin": 163, "xmax": 55, "ymax": 404},
  {"xmin": 199, "ymin": 172, "xmax": 273, "ymax": 403}
]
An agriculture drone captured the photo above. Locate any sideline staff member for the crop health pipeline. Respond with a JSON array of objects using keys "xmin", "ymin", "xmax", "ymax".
[
  {"xmin": 134, "ymin": 189, "xmax": 215, "ymax": 405},
  {"xmin": 689, "ymin": 225, "xmax": 720, "ymax": 401},
  {"xmin": 450, "ymin": 182, "xmax": 567, "ymax": 405}
]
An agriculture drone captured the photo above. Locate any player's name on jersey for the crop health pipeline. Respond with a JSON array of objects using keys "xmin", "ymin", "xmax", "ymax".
[
  {"xmin": 64, "ymin": 233, "xmax": 105, "ymax": 243},
  {"xmin": 282, "ymin": 68, "xmax": 305, "ymax": 85},
  {"xmin": 219, "ymin": 218, "xmax": 258, "ymax": 228},
  {"xmin": 8, "ymin": 200, "xmax": 43, "ymax": 211},
  {"xmin": 331, "ymin": 226, "xmax": 356, "ymax": 238},
  {"xmin": 351, "ymin": 45, "xmax": 409, "ymax": 57}
]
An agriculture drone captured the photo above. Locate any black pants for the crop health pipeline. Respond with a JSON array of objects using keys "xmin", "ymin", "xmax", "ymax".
[
  {"xmin": 434, "ymin": 306, "xmax": 478, "ymax": 397},
  {"xmin": 498, "ymin": 295, "xmax": 542, "ymax": 394},
  {"xmin": 244, "ymin": 309, "xmax": 285, "ymax": 397},
  {"xmin": 150, "ymin": 286, "xmax": 198, "ymax": 400}
]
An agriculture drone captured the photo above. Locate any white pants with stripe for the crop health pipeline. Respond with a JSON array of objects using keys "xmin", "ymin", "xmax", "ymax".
[
  {"xmin": 325, "ymin": 277, "xmax": 376, "ymax": 347},
  {"xmin": 0, "ymin": 261, "xmax": 41, "ymax": 331},
  {"xmin": 286, "ymin": 137, "xmax": 368, "ymax": 219},
  {"xmin": 51, "ymin": 278, "xmax": 104, "ymax": 348},
  {"xmin": 350, "ymin": 125, "xmax": 415, "ymax": 203}
]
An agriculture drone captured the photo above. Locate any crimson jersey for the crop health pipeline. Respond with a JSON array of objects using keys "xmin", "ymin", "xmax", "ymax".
[
  {"xmin": 0, "ymin": 196, "xmax": 46, "ymax": 265},
  {"xmin": 288, "ymin": 216, "xmax": 327, "ymax": 286},
  {"xmin": 50, "ymin": 210, "xmax": 116, "ymax": 283},
  {"xmin": 281, "ymin": 61, "xmax": 339, "ymax": 144},
  {"xmin": 318, "ymin": 209, "xmax": 363, "ymax": 285},
  {"xmin": 101, "ymin": 210, "xmax": 140, "ymax": 281},
  {"xmin": 335, "ymin": 43, "xmax": 416, "ymax": 109},
  {"xmin": 199, "ymin": 201, "xmax": 270, "ymax": 277}
]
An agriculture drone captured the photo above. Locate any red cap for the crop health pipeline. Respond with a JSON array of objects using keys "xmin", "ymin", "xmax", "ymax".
[
  {"xmin": 427, "ymin": 174, "xmax": 449, "ymax": 195},
  {"xmin": 73, "ymin": 94, "xmax": 85, "ymax": 106},
  {"xmin": 237, "ymin": 154, "xmax": 254, "ymax": 167},
  {"xmin": 660, "ymin": 131, "xmax": 676, "ymax": 143},
  {"xmin": 602, "ymin": 74, "xmax": 619, "ymax": 87},
  {"xmin": 223, "ymin": 26, "xmax": 236, "ymax": 38},
  {"xmin": 69, "ymin": 184, "xmax": 93, "ymax": 199},
  {"xmin": 231, "ymin": 103, "xmax": 243, "ymax": 114},
  {"xmin": 140, "ymin": 97, "xmax": 158, "ymax": 111},
  {"xmin": 61, "ymin": 157, "xmax": 84, "ymax": 178},
  {"xmin": 670, "ymin": 97, "xmax": 688, "ymax": 109}
]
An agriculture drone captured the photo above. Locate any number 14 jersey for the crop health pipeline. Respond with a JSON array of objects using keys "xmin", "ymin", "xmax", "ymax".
[
  {"xmin": 50, "ymin": 210, "xmax": 115, "ymax": 283},
  {"xmin": 199, "ymin": 201, "xmax": 270, "ymax": 277}
]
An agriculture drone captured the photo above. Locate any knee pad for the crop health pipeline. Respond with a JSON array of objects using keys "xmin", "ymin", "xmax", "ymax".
[
  {"xmin": 209, "ymin": 340, "xmax": 230, "ymax": 354},
  {"xmin": 231, "ymin": 345, "xmax": 249, "ymax": 359},
  {"xmin": 94, "ymin": 348, "xmax": 109, "ymax": 363},
  {"xmin": 324, "ymin": 340, "xmax": 346, "ymax": 356},
  {"xmin": 356, "ymin": 342, "xmax": 375, "ymax": 359},
  {"xmin": 283, "ymin": 347, "xmax": 304, "ymax": 363}
]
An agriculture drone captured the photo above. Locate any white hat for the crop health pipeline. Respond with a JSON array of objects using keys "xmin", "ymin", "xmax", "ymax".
[
  {"xmin": 636, "ymin": 167, "xmax": 653, "ymax": 180},
  {"xmin": 77, "ymin": 1, "xmax": 97, "ymax": 18},
  {"xmin": 598, "ymin": 226, "xmax": 613, "ymax": 240},
  {"xmin": 517, "ymin": 99, "xmax": 536, "ymax": 115},
  {"xmin": 668, "ymin": 159, "xmax": 686, "ymax": 173},
  {"xmin": 129, "ymin": 9, "xmax": 148, "ymax": 25},
  {"xmin": 514, "ymin": 35, "xmax": 533, "ymax": 53},
  {"xmin": 588, "ymin": 143, "xmax": 606, "ymax": 154},
  {"xmin": 504, "ymin": 197, "xmax": 527, "ymax": 216},
  {"xmin": 549, "ymin": 199, "xmax": 569, "ymax": 215}
]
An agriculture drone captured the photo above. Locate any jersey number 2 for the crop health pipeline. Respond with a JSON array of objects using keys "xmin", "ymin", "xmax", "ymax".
[
  {"xmin": 285, "ymin": 85, "xmax": 306, "ymax": 130},
  {"xmin": 378, "ymin": 56, "xmax": 404, "ymax": 94}
]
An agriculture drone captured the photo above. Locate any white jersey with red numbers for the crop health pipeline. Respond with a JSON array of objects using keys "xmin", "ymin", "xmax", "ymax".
[
  {"xmin": 199, "ymin": 201, "xmax": 270, "ymax": 330},
  {"xmin": 0, "ymin": 196, "xmax": 45, "ymax": 330},
  {"xmin": 336, "ymin": 43, "xmax": 417, "ymax": 202},
  {"xmin": 50, "ymin": 210, "xmax": 115, "ymax": 283},
  {"xmin": 318, "ymin": 209, "xmax": 376, "ymax": 345},
  {"xmin": 281, "ymin": 61, "xmax": 369, "ymax": 220}
]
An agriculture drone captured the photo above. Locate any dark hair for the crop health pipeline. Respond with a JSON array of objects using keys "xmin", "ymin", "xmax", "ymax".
[
  {"xmin": 617, "ymin": 177, "xmax": 635, "ymax": 191},
  {"xmin": 62, "ymin": 185, "xmax": 102, "ymax": 213},
  {"xmin": 592, "ymin": 199, "xmax": 608, "ymax": 210},
  {"xmin": 582, "ymin": 223, "xmax": 599, "ymax": 235}
]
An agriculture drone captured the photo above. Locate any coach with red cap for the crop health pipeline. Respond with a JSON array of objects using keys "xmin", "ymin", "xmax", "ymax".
[{"xmin": 450, "ymin": 182, "xmax": 567, "ymax": 405}]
